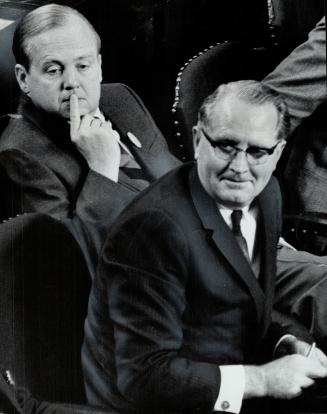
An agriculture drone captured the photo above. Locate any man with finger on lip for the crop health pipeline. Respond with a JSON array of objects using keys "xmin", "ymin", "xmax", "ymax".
[{"xmin": 0, "ymin": 3, "xmax": 178, "ymax": 267}]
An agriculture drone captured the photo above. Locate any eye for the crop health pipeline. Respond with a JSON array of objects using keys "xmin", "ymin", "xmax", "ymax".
[
  {"xmin": 247, "ymin": 147, "xmax": 268, "ymax": 159},
  {"xmin": 45, "ymin": 65, "xmax": 62, "ymax": 76},
  {"xmin": 77, "ymin": 63, "xmax": 90, "ymax": 71},
  {"xmin": 216, "ymin": 142, "xmax": 236, "ymax": 154}
]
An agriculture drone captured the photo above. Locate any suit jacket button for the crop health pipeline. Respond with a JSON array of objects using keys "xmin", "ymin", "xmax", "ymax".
[{"xmin": 221, "ymin": 400, "xmax": 230, "ymax": 410}]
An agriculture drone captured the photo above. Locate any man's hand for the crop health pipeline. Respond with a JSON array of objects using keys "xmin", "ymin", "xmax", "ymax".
[
  {"xmin": 70, "ymin": 94, "xmax": 121, "ymax": 182},
  {"xmin": 244, "ymin": 355, "xmax": 327, "ymax": 400},
  {"xmin": 275, "ymin": 336, "xmax": 327, "ymax": 368}
]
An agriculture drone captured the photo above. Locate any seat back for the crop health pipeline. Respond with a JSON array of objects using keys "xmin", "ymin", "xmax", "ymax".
[
  {"xmin": 171, "ymin": 42, "xmax": 278, "ymax": 161},
  {"xmin": 0, "ymin": 213, "xmax": 91, "ymax": 403},
  {"xmin": 0, "ymin": 4, "xmax": 31, "ymax": 117}
]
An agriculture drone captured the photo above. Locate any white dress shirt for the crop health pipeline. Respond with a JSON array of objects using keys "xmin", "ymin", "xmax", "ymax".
[
  {"xmin": 219, "ymin": 205, "xmax": 259, "ymax": 261},
  {"xmin": 213, "ymin": 205, "xmax": 258, "ymax": 412},
  {"xmin": 213, "ymin": 204, "xmax": 296, "ymax": 412}
]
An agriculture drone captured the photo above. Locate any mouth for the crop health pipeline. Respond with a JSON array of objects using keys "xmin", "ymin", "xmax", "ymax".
[
  {"xmin": 220, "ymin": 177, "xmax": 252, "ymax": 188},
  {"xmin": 62, "ymin": 96, "xmax": 85, "ymax": 103},
  {"xmin": 221, "ymin": 177, "xmax": 250, "ymax": 183}
]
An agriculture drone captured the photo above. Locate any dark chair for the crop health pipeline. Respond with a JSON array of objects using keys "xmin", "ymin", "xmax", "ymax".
[
  {"xmin": 0, "ymin": 213, "xmax": 91, "ymax": 403},
  {"xmin": 283, "ymin": 212, "xmax": 327, "ymax": 256},
  {"xmin": 171, "ymin": 41, "xmax": 279, "ymax": 161}
]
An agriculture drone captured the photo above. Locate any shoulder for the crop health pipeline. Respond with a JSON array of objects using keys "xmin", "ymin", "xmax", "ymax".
[
  {"xmin": 108, "ymin": 164, "xmax": 195, "ymax": 234},
  {"xmin": 100, "ymin": 83, "xmax": 144, "ymax": 110},
  {"xmin": 0, "ymin": 115, "xmax": 48, "ymax": 153},
  {"xmin": 309, "ymin": 16, "xmax": 325, "ymax": 39}
]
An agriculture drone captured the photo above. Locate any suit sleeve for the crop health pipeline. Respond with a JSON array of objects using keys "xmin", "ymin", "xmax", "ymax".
[
  {"xmin": 275, "ymin": 245, "xmax": 327, "ymax": 346},
  {"xmin": 0, "ymin": 148, "xmax": 139, "ymax": 258},
  {"xmin": 100, "ymin": 209, "xmax": 221, "ymax": 413},
  {"xmin": 263, "ymin": 17, "xmax": 326, "ymax": 133}
]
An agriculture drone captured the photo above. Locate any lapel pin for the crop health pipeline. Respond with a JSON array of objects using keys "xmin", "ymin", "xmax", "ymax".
[
  {"xmin": 127, "ymin": 132, "xmax": 142, "ymax": 148},
  {"xmin": 4, "ymin": 370, "xmax": 15, "ymax": 386}
]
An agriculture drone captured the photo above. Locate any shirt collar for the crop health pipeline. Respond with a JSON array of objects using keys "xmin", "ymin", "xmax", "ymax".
[{"xmin": 217, "ymin": 202, "xmax": 258, "ymax": 224}]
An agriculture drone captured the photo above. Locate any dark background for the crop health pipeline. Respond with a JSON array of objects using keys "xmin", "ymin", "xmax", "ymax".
[{"xmin": 0, "ymin": 0, "xmax": 325, "ymax": 153}]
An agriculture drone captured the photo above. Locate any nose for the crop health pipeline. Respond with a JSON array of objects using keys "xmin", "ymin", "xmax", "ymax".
[
  {"xmin": 228, "ymin": 150, "xmax": 249, "ymax": 174},
  {"xmin": 63, "ymin": 67, "xmax": 80, "ymax": 90}
]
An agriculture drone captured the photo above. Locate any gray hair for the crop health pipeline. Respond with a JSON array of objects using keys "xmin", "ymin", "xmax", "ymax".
[
  {"xmin": 198, "ymin": 80, "xmax": 290, "ymax": 141},
  {"xmin": 13, "ymin": 3, "xmax": 101, "ymax": 70}
]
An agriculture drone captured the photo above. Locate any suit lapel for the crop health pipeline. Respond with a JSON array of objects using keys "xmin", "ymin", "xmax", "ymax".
[
  {"xmin": 0, "ymin": 371, "xmax": 22, "ymax": 413},
  {"xmin": 100, "ymin": 88, "xmax": 177, "ymax": 182},
  {"xmin": 189, "ymin": 166, "xmax": 266, "ymax": 321}
]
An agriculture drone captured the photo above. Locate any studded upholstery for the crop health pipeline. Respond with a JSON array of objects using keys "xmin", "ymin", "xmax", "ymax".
[{"xmin": 171, "ymin": 41, "xmax": 279, "ymax": 161}]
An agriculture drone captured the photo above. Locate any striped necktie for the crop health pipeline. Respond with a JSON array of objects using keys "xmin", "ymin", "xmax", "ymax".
[{"xmin": 231, "ymin": 209, "xmax": 250, "ymax": 261}]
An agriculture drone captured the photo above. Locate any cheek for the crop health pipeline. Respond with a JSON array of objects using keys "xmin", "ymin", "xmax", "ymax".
[
  {"xmin": 198, "ymin": 157, "xmax": 227, "ymax": 189},
  {"xmin": 84, "ymin": 65, "xmax": 102, "ymax": 83},
  {"xmin": 29, "ymin": 77, "xmax": 58, "ymax": 95},
  {"xmin": 28, "ymin": 80, "xmax": 61, "ymax": 111},
  {"xmin": 252, "ymin": 168, "xmax": 274, "ymax": 193}
]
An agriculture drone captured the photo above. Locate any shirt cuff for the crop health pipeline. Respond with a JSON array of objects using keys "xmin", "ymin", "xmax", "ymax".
[{"xmin": 214, "ymin": 365, "xmax": 245, "ymax": 413}]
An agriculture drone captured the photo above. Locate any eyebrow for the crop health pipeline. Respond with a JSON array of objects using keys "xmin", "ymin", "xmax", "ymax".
[
  {"xmin": 41, "ymin": 59, "xmax": 62, "ymax": 67},
  {"xmin": 40, "ymin": 54, "xmax": 95, "ymax": 65},
  {"xmin": 201, "ymin": 129, "xmax": 277, "ymax": 151},
  {"xmin": 75, "ymin": 55, "xmax": 95, "ymax": 61}
]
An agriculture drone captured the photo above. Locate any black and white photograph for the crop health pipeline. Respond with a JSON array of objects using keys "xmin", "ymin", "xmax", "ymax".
[{"xmin": 0, "ymin": 1, "xmax": 327, "ymax": 413}]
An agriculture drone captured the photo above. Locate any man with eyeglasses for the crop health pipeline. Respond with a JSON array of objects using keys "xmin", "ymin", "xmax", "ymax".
[{"xmin": 83, "ymin": 80, "xmax": 327, "ymax": 414}]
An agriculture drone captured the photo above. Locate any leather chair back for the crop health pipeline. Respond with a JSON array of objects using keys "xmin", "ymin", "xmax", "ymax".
[
  {"xmin": 171, "ymin": 42, "xmax": 278, "ymax": 161},
  {"xmin": 0, "ymin": 213, "xmax": 91, "ymax": 403}
]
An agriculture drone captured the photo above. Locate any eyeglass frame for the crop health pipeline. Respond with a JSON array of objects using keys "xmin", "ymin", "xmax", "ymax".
[{"xmin": 200, "ymin": 127, "xmax": 281, "ymax": 165}]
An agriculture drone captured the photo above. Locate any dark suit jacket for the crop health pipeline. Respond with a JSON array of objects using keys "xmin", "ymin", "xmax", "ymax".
[
  {"xmin": 83, "ymin": 163, "xmax": 303, "ymax": 413},
  {"xmin": 0, "ymin": 83, "xmax": 179, "ymax": 259}
]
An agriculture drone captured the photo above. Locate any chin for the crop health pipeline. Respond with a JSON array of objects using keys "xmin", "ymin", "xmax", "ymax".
[
  {"xmin": 217, "ymin": 192, "xmax": 252, "ymax": 209},
  {"xmin": 58, "ymin": 109, "xmax": 71, "ymax": 119}
]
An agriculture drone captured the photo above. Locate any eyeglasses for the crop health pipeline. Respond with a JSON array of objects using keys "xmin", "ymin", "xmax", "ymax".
[{"xmin": 200, "ymin": 128, "xmax": 280, "ymax": 165}]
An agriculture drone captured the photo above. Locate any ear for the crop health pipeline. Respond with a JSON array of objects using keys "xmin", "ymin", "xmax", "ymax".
[
  {"xmin": 275, "ymin": 139, "xmax": 286, "ymax": 162},
  {"xmin": 15, "ymin": 64, "xmax": 30, "ymax": 94},
  {"xmin": 193, "ymin": 126, "xmax": 201, "ymax": 160},
  {"xmin": 97, "ymin": 54, "xmax": 103, "ymax": 83}
]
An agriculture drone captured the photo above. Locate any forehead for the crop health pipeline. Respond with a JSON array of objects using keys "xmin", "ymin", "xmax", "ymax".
[
  {"xmin": 206, "ymin": 96, "xmax": 279, "ymax": 144},
  {"xmin": 26, "ymin": 18, "xmax": 98, "ymax": 64}
]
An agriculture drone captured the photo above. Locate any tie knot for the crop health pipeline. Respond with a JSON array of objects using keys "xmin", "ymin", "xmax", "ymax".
[{"xmin": 231, "ymin": 209, "xmax": 243, "ymax": 233}]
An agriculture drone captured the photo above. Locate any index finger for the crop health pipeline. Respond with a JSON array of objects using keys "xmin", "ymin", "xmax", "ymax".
[{"xmin": 70, "ymin": 94, "xmax": 80, "ymax": 138}]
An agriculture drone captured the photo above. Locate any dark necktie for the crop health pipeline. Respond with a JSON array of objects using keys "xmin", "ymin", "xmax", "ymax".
[{"xmin": 231, "ymin": 210, "xmax": 250, "ymax": 261}]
